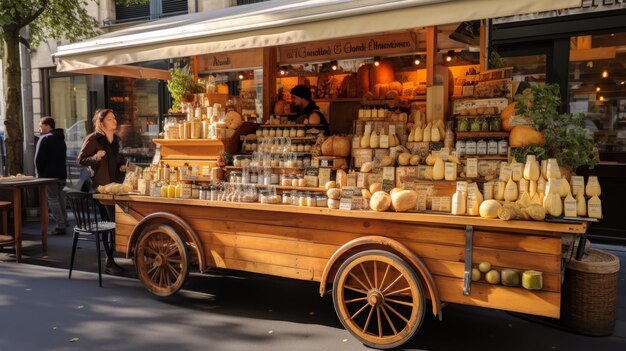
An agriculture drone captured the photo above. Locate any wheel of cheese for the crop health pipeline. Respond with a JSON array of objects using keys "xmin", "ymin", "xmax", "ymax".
[{"xmin": 225, "ymin": 111, "xmax": 243, "ymax": 129}]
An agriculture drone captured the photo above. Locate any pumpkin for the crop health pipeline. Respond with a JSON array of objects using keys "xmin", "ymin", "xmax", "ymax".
[
  {"xmin": 500, "ymin": 102, "xmax": 517, "ymax": 131},
  {"xmin": 321, "ymin": 136, "xmax": 351, "ymax": 157},
  {"xmin": 509, "ymin": 125, "xmax": 544, "ymax": 147}
]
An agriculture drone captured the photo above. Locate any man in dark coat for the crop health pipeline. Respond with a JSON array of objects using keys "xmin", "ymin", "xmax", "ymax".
[
  {"xmin": 290, "ymin": 84, "xmax": 331, "ymax": 135},
  {"xmin": 35, "ymin": 116, "xmax": 68, "ymax": 235}
]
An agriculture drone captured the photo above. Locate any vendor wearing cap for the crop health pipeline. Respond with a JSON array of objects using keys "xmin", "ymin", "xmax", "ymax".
[{"xmin": 290, "ymin": 84, "xmax": 331, "ymax": 135}]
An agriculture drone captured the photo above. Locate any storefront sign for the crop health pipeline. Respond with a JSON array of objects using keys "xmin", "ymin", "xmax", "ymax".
[
  {"xmin": 278, "ymin": 33, "xmax": 418, "ymax": 64},
  {"xmin": 493, "ymin": 0, "xmax": 626, "ymax": 24},
  {"xmin": 197, "ymin": 48, "xmax": 263, "ymax": 71}
]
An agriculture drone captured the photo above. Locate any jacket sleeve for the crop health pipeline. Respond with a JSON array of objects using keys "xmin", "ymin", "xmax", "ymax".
[
  {"xmin": 35, "ymin": 138, "xmax": 51, "ymax": 175},
  {"xmin": 76, "ymin": 134, "xmax": 99, "ymax": 167}
]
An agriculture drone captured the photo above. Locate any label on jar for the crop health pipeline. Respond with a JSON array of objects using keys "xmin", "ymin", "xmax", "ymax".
[
  {"xmin": 455, "ymin": 140, "xmax": 466, "ymax": 155},
  {"xmin": 465, "ymin": 141, "xmax": 477, "ymax": 155},
  {"xmin": 476, "ymin": 140, "xmax": 487, "ymax": 155},
  {"xmin": 456, "ymin": 181, "xmax": 468, "ymax": 193},
  {"xmin": 498, "ymin": 139, "xmax": 508, "ymax": 155},
  {"xmin": 466, "ymin": 158, "xmax": 478, "ymax": 178},
  {"xmin": 499, "ymin": 164, "xmax": 512, "ymax": 182},
  {"xmin": 487, "ymin": 140, "xmax": 498, "ymax": 155}
]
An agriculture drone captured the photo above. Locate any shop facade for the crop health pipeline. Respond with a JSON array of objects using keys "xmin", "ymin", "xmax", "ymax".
[{"xmin": 490, "ymin": 1, "xmax": 626, "ymax": 241}]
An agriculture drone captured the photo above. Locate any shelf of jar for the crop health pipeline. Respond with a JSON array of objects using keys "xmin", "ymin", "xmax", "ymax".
[
  {"xmin": 460, "ymin": 155, "xmax": 509, "ymax": 160},
  {"xmin": 241, "ymin": 136, "xmax": 318, "ymax": 141},
  {"xmin": 239, "ymin": 151, "xmax": 312, "ymax": 155},
  {"xmin": 456, "ymin": 132, "xmax": 509, "ymax": 139},
  {"xmin": 258, "ymin": 124, "xmax": 322, "ymax": 128},
  {"xmin": 224, "ymin": 166, "xmax": 306, "ymax": 174},
  {"xmin": 454, "ymin": 114, "xmax": 500, "ymax": 118}
]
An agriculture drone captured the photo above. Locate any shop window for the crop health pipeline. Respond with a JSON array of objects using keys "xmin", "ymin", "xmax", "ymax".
[
  {"xmin": 499, "ymin": 55, "xmax": 547, "ymax": 85},
  {"xmin": 50, "ymin": 76, "xmax": 90, "ymax": 160},
  {"xmin": 236, "ymin": 0, "xmax": 270, "ymax": 5},
  {"xmin": 115, "ymin": 0, "xmax": 187, "ymax": 24},
  {"xmin": 106, "ymin": 77, "xmax": 159, "ymax": 166},
  {"xmin": 569, "ymin": 33, "xmax": 626, "ymax": 162}
]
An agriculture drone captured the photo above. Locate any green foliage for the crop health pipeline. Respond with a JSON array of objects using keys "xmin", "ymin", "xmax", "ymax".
[
  {"xmin": 511, "ymin": 83, "xmax": 599, "ymax": 172},
  {"xmin": 488, "ymin": 50, "xmax": 507, "ymax": 69},
  {"xmin": 167, "ymin": 66, "xmax": 203, "ymax": 111}
]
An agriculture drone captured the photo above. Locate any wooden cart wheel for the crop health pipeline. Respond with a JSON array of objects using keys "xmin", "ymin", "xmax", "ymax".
[
  {"xmin": 135, "ymin": 224, "xmax": 189, "ymax": 297},
  {"xmin": 333, "ymin": 250, "xmax": 425, "ymax": 349}
]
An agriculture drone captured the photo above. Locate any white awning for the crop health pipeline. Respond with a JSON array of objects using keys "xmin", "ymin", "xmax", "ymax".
[{"xmin": 55, "ymin": 0, "xmax": 580, "ymax": 74}]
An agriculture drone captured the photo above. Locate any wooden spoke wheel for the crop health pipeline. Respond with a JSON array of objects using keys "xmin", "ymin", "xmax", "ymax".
[
  {"xmin": 333, "ymin": 250, "xmax": 425, "ymax": 349},
  {"xmin": 135, "ymin": 224, "xmax": 189, "ymax": 296}
]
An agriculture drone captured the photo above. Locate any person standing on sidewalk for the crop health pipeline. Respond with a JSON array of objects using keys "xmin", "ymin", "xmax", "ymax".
[
  {"xmin": 34, "ymin": 116, "xmax": 68, "ymax": 235},
  {"xmin": 77, "ymin": 109, "xmax": 127, "ymax": 276}
]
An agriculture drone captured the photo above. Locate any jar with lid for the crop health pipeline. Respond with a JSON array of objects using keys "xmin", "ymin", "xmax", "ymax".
[
  {"xmin": 306, "ymin": 193, "xmax": 316, "ymax": 207},
  {"xmin": 476, "ymin": 140, "xmax": 487, "ymax": 155},
  {"xmin": 498, "ymin": 139, "xmax": 508, "ymax": 155},
  {"xmin": 229, "ymin": 171, "xmax": 242, "ymax": 183},
  {"xmin": 281, "ymin": 174, "xmax": 295, "ymax": 186},
  {"xmin": 298, "ymin": 192, "xmax": 308, "ymax": 206},
  {"xmin": 480, "ymin": 118, "xmax": 490, "ymax": 132},
  {"xmin": 487, "ymin": 139, "xmax": 498, "ymax": 155},
  {"xmin": 489, "ymin": 117, "xmax": 501, "ymax": 132},
  {"xmin": 250, "ymin": 170, "xmax": 258, "ymax": 184},
  {"xmin": 209, "ymin": 184, "xmax": 218, "ymax": 201},
  {"xmin": 270, "ymin": 172, "xmax": 280, "ymax": 185},
  {"xmin": 191, "ymin": 184, "xmax": 200, "ymax": 199},
  {"xmin": 316, "ymin": 194, "xmax": 328, "ymax": 207},
  {"xmin": 465, "ymin": 140, "xmax": 477, "ymax": 155},
  {"xmin": 198, "ymin": 186, "xmax": 207, "ymax": 200},
  {"xmin": 180, "ymin": 181, "xmax": 193, "ymax": 199},
  {"xmin": 455, "ymin": 140, "xmax": 466, "ymax": 156}
]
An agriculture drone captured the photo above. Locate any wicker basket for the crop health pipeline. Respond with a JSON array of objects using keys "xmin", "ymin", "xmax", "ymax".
[{"xmin": 561, "ymin": 248, "xmax": 620, "ymax": 336}]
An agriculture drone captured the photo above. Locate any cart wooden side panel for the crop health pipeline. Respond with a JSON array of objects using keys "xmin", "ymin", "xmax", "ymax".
[{"xmin": 106, "ymin": 195, "xmax": 583, "ymax": 319}]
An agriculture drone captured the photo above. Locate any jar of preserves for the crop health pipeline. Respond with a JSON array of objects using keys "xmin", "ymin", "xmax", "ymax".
[{"xmin": 465, "ymin": 140, "xmax": 477, "ymax": 155}]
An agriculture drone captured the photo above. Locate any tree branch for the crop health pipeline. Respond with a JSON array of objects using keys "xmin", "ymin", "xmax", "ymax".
[{"xmin": 16, "ymin": 0, "xmax": 49, "ymax": 28}]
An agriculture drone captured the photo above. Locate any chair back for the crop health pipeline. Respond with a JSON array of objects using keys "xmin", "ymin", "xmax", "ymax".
[{"xmin": 66, "ymin": 191, "xmax": 107, "ymax": 232}]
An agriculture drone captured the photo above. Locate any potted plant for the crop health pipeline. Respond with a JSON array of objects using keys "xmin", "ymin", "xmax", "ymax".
[
  {"xmin": 511, "ymin": 83, "xmax": 599, "ymax": 175},
  {"xmin": 167, "ymin": 66, "xmax": 204, "ymax": 112}
]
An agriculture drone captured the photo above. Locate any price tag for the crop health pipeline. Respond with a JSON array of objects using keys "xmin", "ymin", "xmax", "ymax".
[
  {"xmin": 318, "ymin": 168, "xmax": 332, "ymax": 186},
  {"xmin": 466, "ymin": 158, "xmax": 478, "ymax": 178},
  {"xmin": 571, "ymin": 176, "xmax": 584, "ymax": 196},
  {"xmin": 357, "ymin": 173, "xmax": 367, "ymax": 188},
  {"xmin": 456, "ymin": 181, "xmax": 468, "ymax": 193},
  {"xmin": 347, "ymin": 172, "xmax": 357, "ymax": 187},
  {"xmin": 499, "ymin": 164, "xmax": 512, "ymax": 182}
]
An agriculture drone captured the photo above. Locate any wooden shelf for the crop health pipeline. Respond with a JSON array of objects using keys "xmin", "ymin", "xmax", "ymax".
[
  {"xmin": 462, "ymin": 155, "xmax": 508, "ymax": 160},
  {"xmin": 456, "ymin": 132, "xmax": 509, "ymax": 139},
  {"xmin": 258, "ymin": 124, "xmax": 322, "ymax": 128}
]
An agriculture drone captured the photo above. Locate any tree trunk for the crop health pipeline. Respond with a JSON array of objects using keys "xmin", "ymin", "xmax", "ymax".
[{"xmin": 2, "ymin": 27, "xmax": 24, "ymax": 175}]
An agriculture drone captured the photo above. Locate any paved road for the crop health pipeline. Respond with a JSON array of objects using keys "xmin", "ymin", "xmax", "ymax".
[{"xmin": 1, "ymin": 223, "xmax": 625, "ymax": 350}]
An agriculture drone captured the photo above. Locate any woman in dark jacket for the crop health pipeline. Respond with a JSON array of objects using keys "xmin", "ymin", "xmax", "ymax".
[{"xmin": 77, "ymin": 108, "xmax": 127, "ymax": 275}]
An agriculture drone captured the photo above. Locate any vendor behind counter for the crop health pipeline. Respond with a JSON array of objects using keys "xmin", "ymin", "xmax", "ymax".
[{"xmin": 290, "ymin": 84, "xmax": 331, "ymax": 135}]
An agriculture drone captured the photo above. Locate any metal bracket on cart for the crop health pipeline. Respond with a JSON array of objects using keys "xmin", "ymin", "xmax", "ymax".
[
  {"xmin": 463, "ymin": 225, "xmax": 473, "ymax": 296},
  {"xmin": 111, "ymin": 194, "xmax": 130, "ymax": 214}
]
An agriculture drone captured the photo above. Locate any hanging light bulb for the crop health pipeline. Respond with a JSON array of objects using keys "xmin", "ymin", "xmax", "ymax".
[
  {"xmin": 238, "ymin": 73, "xmax": 244, "ymax": 80},
  {"xmin": 330, "ymin": 60, "xmax": 338, "ymax": 71},
  {"xmin": 413, "ymin": 56, "xmax": 421, "ymax": 65},
  {"xmin": 601, "ymin": 69, "xmax": 608, "ymax": 78},
  {"xmin": 599, "ymin": 96, "xmax": 605, "ymax": 101},
  {"xmin": 445, "ymin": 50, "xmax": 454, "ymax": 62},
  {"xmin": 596, "ymin": 86, "xmax": 601, "ymax": 92},
  {"xmin": 279, "ymin": 66, "xmax": 286, "ymax": 76},
  {"xmin": 373, "ymin": 56, "xmax": 381, "ymax": 67}
]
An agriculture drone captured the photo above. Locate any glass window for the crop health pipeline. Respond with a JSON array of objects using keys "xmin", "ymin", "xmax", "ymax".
[
  {"xmin": 50, "ymin": 75, "xmax": 90, "ymax": 160},
  {"xmin": 107, "ymin": 77, "xmax": 160, "ymax": 166},
  {"xmin": 501, "ymin": 55, "xmax": 547, "ymax": 85},
  {"xmin": 569, "ymin": 33, "xmax": 626, "ymax": 162}
]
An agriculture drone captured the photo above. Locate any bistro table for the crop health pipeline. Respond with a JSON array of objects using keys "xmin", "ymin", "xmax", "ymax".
[{"xmin": 0, "ymin": 177, "xmax": 58, "ymax": 261}]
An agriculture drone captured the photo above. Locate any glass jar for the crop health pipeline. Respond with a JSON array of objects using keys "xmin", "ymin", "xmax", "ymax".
[
  {"xmin": 476, "ymin": 140, "xmax": 487, "ymax": 155},
  {"xmin": 465, "ymin": 140, "xmax": 477, "ymax": 155},
  {"xmin": 455, "ymin": 140, "xmax": 466, "ymax": 156},
  {"xmin": 480, "ymin": 118, "xmax": 490, "ymax": 132},
  {"xmin": 498, "ymin": 139, "xmax": 508, "ymax": 155},
  {"xmin": 489, "ymin": 117, "xmax": 501, "ymax": 132},
  {"xmin": 306, "ymin": 193, "xmax": 316, "ymax": 207},
  {"xmin": 316, "ymin": 194, "xmax": 328, "ymax": 207},
  {"xmin": 487, "ymin": 139, "xmax": 498, "ymax": 155},
  {"xmin": 229, "ymin": 171, "xmax": 242, "ymax": 183}
]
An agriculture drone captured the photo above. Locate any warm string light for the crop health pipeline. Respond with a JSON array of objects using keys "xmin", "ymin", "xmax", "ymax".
[
  {"xmin": 330, "ymin": 60, "xmax": 338, "ymax": 71},
  {"xmin": 596, "ymin": 87, "xmax": 601, "ymax": 92},
  {"xmin": 373, "ymin": 56, "xmax": 381, "ymax": 66},
  {"xmin": 414, "ymin": 56, "xmax": 421, "ymax": 65},
  {"xmin": 601, "ymin": 69, "xmax": 609, "ymax": 78},
  {"xmin": 445, "ymin": 50, "xmax": 454, "ymax": 62}
]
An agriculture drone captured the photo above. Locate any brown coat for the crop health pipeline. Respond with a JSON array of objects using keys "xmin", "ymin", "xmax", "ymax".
[{"xmin": 77, "ymin": 132, "xmax": 126, "ymax": 189}]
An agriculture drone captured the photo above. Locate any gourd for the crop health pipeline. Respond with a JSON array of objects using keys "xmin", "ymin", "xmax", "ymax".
[
  {"xmin": 509, "ymin": 125, "xmax": 545, "ymax": 147},
  {"xmin": 408, "ymin": 127, "xmax": 416, "ymax": 142},
  {"xmin": 500, "ymin": 102, "xmax": 517, "ymax": 132},
  {"xmin": 543, "ymin": 178, "xmax": 563, "ymax": 216},
  {"xmin": 423, "ymin": 123, "xmax": 432, "ymax": 142},
  {"xmin": 433, "ymin": 157, "xmax": 445, "ymax": 180},
  {"xmin": 576, "ymin": 191, "xmax": 586, "ymax": 216},
  {"xmin": 369, "ymin": 130, "xmax": 380, "ymax": 149},
  {"xmin": 479, "ymin": 199, "xmax": 502, "ymax": 218},
  {"xmin": 523, "ymin": 155, "xmax": 540, "ymax": 181},
  {"xmin": 391, "ymin": 190, "xmax": 418, "ymax": 212},
  {"xmin": 361, "ymin": 124, "xmax": 371, "ymax": 148},
  {"xmin": 398, "ymin": 153, "xmax": 412, "ymax": 166},
  {"xmin": 585, "ymin": 176, "xmax": 601, "ymax": 197},
  {"xmin": 504, "ymin": 178, "xmax": 519, "ymax": 202},
  {"xmin": 494, "ymin": 181, "xmax": 506, "ymax": 201},
  {"xmin": 370, "ymin": 191, "xmax": 392, "ymax": 212}
]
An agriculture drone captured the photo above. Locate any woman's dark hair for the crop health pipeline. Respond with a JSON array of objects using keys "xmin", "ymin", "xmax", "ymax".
[{"xmin": 92, "ymin": 108, "xmax": 115, "ymax": 134}]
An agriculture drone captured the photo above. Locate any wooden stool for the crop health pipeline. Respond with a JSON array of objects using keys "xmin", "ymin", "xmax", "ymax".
[{"xmin": 0, "ymin": 201, "xmax": 15, "ymax": 256}]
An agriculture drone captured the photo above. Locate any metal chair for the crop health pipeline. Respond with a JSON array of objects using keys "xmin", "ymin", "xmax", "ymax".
[{"xmin": 66, "ymin": 191, "xmax": 116, "ymax": 287}]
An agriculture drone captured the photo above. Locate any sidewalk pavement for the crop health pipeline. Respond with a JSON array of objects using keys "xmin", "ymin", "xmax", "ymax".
[{"xmin": 1, "ymin": 216, "xmax": 625, "ymax": 350}]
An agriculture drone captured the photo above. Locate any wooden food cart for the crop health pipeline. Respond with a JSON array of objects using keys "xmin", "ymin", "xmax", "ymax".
[{"xmin": 96, "ymin": 193, "xmax": 586, "ymax": 349}]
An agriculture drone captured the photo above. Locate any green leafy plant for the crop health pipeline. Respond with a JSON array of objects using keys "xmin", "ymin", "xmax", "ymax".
[
  {"xmin": 488, "ymin": 50, "xmax": 507, "ymax": 69},
  {"xmin": 512, "ymin": 83, "xmax": 599, "ymax": 172},
  {"xmin": 167, "ymin": 66, "xmax": 204, "ymax": 111}
]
